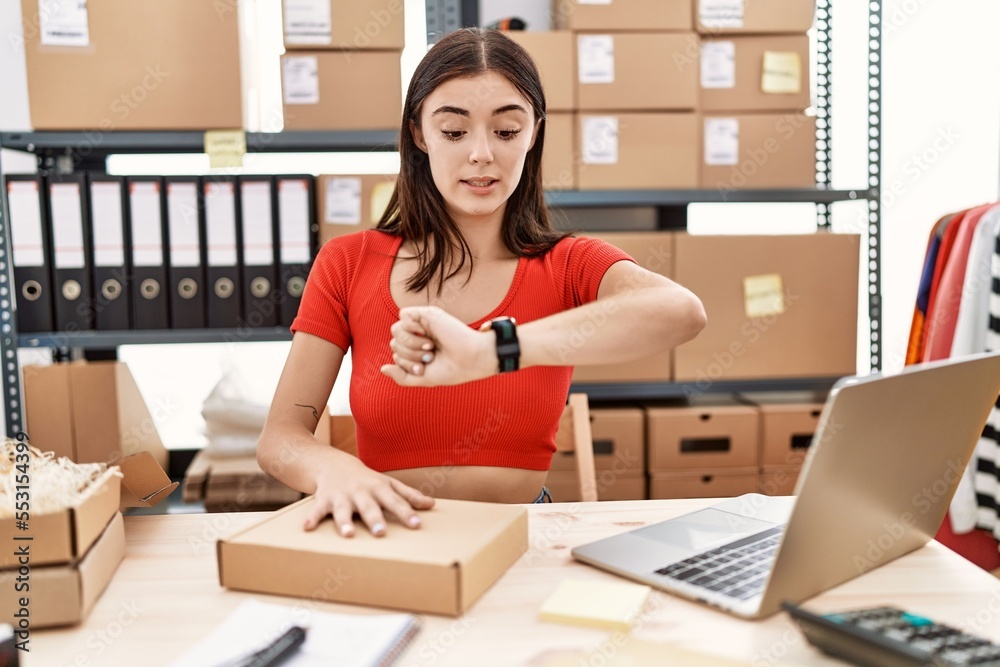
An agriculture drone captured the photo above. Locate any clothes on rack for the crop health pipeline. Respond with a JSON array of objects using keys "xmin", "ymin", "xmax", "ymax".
[{"xmin": 907, "ymin": 202, "xmax": 1000, "ymax": 570}]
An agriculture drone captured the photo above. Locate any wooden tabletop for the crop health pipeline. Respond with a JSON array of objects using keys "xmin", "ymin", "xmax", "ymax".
[{"xmin": 28, "ymin": 499, "xmax": 1000, "ymax": 666}]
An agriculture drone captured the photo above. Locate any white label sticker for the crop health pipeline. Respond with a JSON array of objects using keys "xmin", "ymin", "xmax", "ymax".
[
  {"xmin": 581, "ymin": 116, "xmax": 619, "ymax": 165},
  {"xmin": 282, "ymin": 0, "xmax": 332, "ymax": 45},
  {"xmin": 704, "ymin": 118, "xmax": 740, "ymax": 166},
  {"xmin": 129, "ymin": 182, "xmax": 164, "ymax": 268},
  {"xmin": 49, "ymin": 183, "xmax": 85, "ymax": 269},
  {"xmin": 700, "ymin": 0, "xmax": 745, "ymax": 29},
  {"xmin": 282, "ymin": 56, "xmax": 320, "ymax": 105},
  {"xmin": 8, "ymin": 181, "xmax": 45, "ymax": 268},
  {"xmin": 701, "ymin": 41, "xmax": 736, "ymax": 89},
  {"xmin": 205, "ymin": 182, "xmax": 238, "ymax": 267},
  {"xmin": 577, "ymin": 35, "xmax": 615, "ymax": 85},
  {"xmin": 578, "ymin": 0, "xmax": 612, "ymax": 5},
  {"xmin": 325, "ymin": 177, "xmax": 362, "ymax": 225},
  {"xmin": 90, "ymin": 181, "xmax": 125, "ymax": 267},
  {"xmin": 241, "ymin": 182, "xmax": 275, "ymax": 266},
  {"xmin": 166, "ymin": 182, "xmax": 201, "ymax": 268},
  {"xmin": 278, "ymin": 179, "xmax": 311, "ymax": 264},
  {"xmin": 39, "ymin": 0, "xmax": 90, "ymax": 47}
]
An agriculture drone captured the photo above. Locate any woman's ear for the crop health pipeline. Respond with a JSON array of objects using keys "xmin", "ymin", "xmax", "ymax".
[
  {"xmin": 528, "ymin": 118, "xmax": 543, "ymax": 151},
  {"xmin": 411, "ymin": 120, "xmax": 428, "ymax": 152}
]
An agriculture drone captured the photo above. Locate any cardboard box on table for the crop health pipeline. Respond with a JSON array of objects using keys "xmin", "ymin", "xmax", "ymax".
[
  {"xmin": 282, "ymin": 0, "xmax": 405, "ymax": 51},
  {"xmin": 218, "ymin": 497, "xmax": 527, "ymax": 616},
  {"xmin": 699, "ymin": 112, "xmax": 816, "ymax": 190},
  {"xmin": 699, "ymin": 35, "xmax": 811, "ymax": 112},
  {"xmin": 693, "ymin": 0, "xmax": 816, "ymax": 34},
  {"xmin": 316, "ymin": 174, "xmax": 398, "ymax": 245},
  {"xmin": 20, "ymin": 0, "xmax": 242, "ymax": 129},
  {"xmin": 672, "ymin": 233, "xmax": 860, "ymax": 382}
]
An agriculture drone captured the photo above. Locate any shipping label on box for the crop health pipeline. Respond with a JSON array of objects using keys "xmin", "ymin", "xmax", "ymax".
[
  {"xmin": 696, "ymin": 0, "xmax": 815, "ymax": 34},
  {"xmin": 317, "ymin": 174, "xmax": 397, "ymax": 244},
  {"xmin": 700, "ymin": 113, "xmax": 816, "ymax": 190}
]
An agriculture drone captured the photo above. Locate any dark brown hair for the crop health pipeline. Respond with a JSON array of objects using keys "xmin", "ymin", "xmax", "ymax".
[{"xmin": 375, "ymin": 27, "xmax": 568, "ymax": 293}]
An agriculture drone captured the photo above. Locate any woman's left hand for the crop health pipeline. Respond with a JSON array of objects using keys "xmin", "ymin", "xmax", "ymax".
[{"xmin": 381, "ymin": 306, "xmax": 496, "ymax": 386}]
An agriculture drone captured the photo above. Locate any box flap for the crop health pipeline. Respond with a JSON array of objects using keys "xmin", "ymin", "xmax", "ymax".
[{"xmin": 117, "ymin": 452, "xmax": 178, "ymax": 508}]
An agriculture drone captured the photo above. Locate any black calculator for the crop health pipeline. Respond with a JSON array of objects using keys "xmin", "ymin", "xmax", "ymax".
[{"xmin": 783, "ymin": 602, "xmax": 1000, "ymax": 666}]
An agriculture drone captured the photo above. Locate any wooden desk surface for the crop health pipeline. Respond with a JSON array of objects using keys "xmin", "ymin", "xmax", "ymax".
[{"xmin": 29, "ymin": 499, "xmax": 1000, "ymax": 666}]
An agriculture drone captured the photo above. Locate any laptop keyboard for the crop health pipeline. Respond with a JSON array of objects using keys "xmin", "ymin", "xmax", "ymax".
[{"xmin": 654, "ymin": 526, "xmax": 785, "ymax": 601}]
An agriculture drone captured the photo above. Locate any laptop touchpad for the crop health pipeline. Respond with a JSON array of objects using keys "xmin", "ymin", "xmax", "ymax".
[{"xmin": 634, "ymin": 508, "xmax": 777, "ymax": 553}]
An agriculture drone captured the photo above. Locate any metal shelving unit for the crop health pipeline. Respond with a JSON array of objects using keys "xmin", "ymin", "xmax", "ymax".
[{"xmin": 0, "ymin": 1, "xmax": 883, "ymax": 435}]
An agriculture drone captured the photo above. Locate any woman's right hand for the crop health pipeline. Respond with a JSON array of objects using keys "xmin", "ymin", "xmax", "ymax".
[{"xmin": 303, "ymin": 457, "xmax": 436, "ymax": 537}]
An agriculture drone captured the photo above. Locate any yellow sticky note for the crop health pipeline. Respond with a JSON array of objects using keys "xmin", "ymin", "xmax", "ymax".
[
  {"xmin": 204, "ymin": 130, "xmax": 246, "ymax": 169},
  {"xmin": 744, "ymin": 274, "xmax": 785, "ymax": 318},
  {"xmin": 761, "ymin": 51, "xmax": 802, "ymax": 94},
  {"xmin": 539, "ymin": 579, "xmax": 651, "ymax": 631},
  {"xmin": 370, "ymin": 180, "xmax": 395, "ymax": 224}
]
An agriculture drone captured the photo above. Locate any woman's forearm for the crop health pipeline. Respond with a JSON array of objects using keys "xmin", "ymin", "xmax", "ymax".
[{"xmin": 257, "ymin": 419, "xmax": 361, "ymax": 494}]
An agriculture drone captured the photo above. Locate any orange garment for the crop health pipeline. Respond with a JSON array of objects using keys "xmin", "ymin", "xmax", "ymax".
[{"xmin": 291, "ymin": 230, "xmax": 633, "ymax": 472}]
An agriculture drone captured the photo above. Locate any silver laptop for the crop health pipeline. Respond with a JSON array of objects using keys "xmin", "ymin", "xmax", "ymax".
[{"xmin": 572, "ymin": 353, "xmax": 1000, "ymax": 619}]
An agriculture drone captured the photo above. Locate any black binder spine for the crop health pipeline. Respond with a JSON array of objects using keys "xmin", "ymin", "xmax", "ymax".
[
  {"xmin": 87, "ymin": 173, "xmax": 132, "ymax": 331},
  {"xmin": 204, "ymin": 176, "xmax": 242, "ymax": 328},
  {"xmin": 165, "ymin": 176, "xmax": 207, "ymax": 329},
  {"xmin": 275, "ymin": 175, "xmax": 316, "ymax": 328},
  {"xmin": 48, "ymin": 173, "xmax": 95, "ymax": 332},
  {"xmin": 5, "ymin": 174, "xmax": 54, "ymax": 333},
  {"xmin": 126, "ymin": 176, "xmax": 169, "ymax": 330}
]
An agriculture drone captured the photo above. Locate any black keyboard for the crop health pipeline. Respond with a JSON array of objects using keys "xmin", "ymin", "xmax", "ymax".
[
  {"xmin": 653, "ymin": 526, "xmax": 784, "ymax": 600},
  {"xmin": 785, "ymin": 603, "xmax": 1000, "ymax": 666}
]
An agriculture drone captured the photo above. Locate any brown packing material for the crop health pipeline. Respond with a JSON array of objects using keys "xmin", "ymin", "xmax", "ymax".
[
  {"xmin": 283, "ymin": 0, "xmax": 405, "ymax": 51},
  {"xmin": 572, "ymin": 232, "xmax": 674, "ymax": 382},
  {"xmin": 758, "ymin": 402, "xmax": 823, "ymax": 467},
  {"xmin": 575, "ymin": 33, "xmax": 699, "ymax": 112},
  {"xmin": 672, "ymin": 233, "xmax": 860, "ymax": 382},
  {"xmin": 316, "ymin": 174, "xmax": 398, "ymax": 245},
  {"xmin": 0, "ymin": 512, "xmax": 124, "ymax": 629},
  {"xmin": 218, "ymin": 496, "xmax": 527, "ymax": 616},
  {"xmin": 758, "ymin": 465, "xmax": 801, "ymax": 496},
  {"xmin": 551, "ymin": 407, "xmax": 645, "ymax": 472},
  {"xmin": 545, "ymin": 471, "xmax": 646, "ymax": 502},
  {"xmin": 700, "ymin": 113, "xmax": 816, "ymax": 190},
  {"xmin": 0, "ymin": 452, "xmax": 172, "ymax": 569},
  {"xmin": 577, "ymin": 113, "xmax": 699, "ymax": 190},
  {"xmin": 543, "ymin": 112, "xmax": 577, "ymax": 191},
  {"xmin": 281, "ymin": 51, "xmax": 401, "ymax": 131},
  {"xmin": 700, "ymin": 35, "xmax": 811, "ymax": 112},
  {"xmin": 506, "ymin": 32, "xmax": 575, "ymax": 111},
  {"xmin": 20, "ymin": 0, "xmax": 242, "ymax": 130},
  {"xmin": 646, "ymin": 404, "xmax": 759, "ymax": 471},
  {"xmin": 693, "ymin": 0, "xmax": 815, "ymax": 34},
  {"xmin": 553, "ymin": 0, "xmax": 692, "ymax": 31},
  {"xmin": 0, "ymin": 470, "xmax": 118, "ymax": 568},
  {"xmin": 649, "ymin": 468, "xmax": 759, "ymax": 499}
]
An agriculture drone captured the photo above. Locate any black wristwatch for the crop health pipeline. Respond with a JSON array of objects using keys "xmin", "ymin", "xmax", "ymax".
[{"xmin": 480, "ymin": 316, "xmax": 520, "ymax": 373}]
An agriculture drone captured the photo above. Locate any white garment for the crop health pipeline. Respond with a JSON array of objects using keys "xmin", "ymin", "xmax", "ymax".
[{"xmin": 948, "ymin": 205, "xmax": 1000, "ymax": 532}]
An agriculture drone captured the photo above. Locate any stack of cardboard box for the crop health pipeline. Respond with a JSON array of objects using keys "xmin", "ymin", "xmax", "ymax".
[
  {"xmin": 280, "ymin": 0, "xmax": 404, "ymax": 131},
  {"xmin": 183, "ymin": 451, "xmax": 304, "ymax": 513}
]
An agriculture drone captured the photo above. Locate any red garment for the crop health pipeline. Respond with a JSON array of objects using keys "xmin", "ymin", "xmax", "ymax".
[
  {"xmin": 291, "ymin": 230, "xmax": 633, "ymax": 472},
  {"xmin": 922, "ymin": 204, "xmax": 994, "ymax": 362},
  {"xmin": 920, "ymin": 210, "xmax": 967, "ymax": 359}
]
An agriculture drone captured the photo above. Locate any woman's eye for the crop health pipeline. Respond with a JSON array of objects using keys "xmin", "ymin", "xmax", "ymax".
[
  {"xmin": 441, "ymin": 130, "xmax": 465, "ymax": 141},
  {"xmin": 497, "ymin": 129, "xmax": 521, "ymax": 141}
]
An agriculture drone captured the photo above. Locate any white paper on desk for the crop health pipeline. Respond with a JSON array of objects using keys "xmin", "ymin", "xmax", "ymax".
[{"xmin": 169, "ymin": 599, "xmax": 419, "ymax": 667}]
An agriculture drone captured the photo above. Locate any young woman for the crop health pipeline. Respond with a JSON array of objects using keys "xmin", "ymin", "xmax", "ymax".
[{"xmin": 257, "ymin": 28, "xmax": 706, "ymax": 537}]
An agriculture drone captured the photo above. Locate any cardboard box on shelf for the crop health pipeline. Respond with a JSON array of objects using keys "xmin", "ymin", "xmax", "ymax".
[
  {"xmin": 281, "ymin": 51, "xmax": 401, "ymax": 131},
  {"xmin": 577, "ymin": 113, "xmax": 699, "ymax": 190},
  {"xmin": 758, "ymin": 465, "xmax": 802, "ymax": 496},
  {"xmin": 550, "ymin": 407, "xmax": 645, "ymax": 473},
  {"xmin": 316, "ymin": 174, "xmax": 398, "ymax": 245},
  {"xmin": 553, "ymin": 0, "xmax": 692, "ymax": 31},
  {"xmin": 649, "ymin": 467, "xmax": 759, "ymax": 499},
  {"xmin": 282, "ymin": 0, "xmax": 405, "ymax": 51},
  {"xmin": 575, "ymin": 33, "xmax": 699, "ymax": 112},
  {"xmin": 0, "ymin": 513, "xmax": 125, "ymax": 629},
  {"xmin": 672, "ymin": 233, "xmax": 860, "ymax": 382},
  {"xmin": 757, "ymin": 402, "xmax": 824, "ymax": 467},
  {"xmin": 23, "ymin": 361, "xmax": 169, "ymax": 470},
  {"xmin": 183, "ymin": 451, "xmax": 304, "ymax": 511},
  {"xmin": 700, "ymin": 35, "xmax": 811, "ymax": 112},
  {"xmin": 694, "ymin": 0, "xmax": 815, "ymax": 34},
  {"xmin": 218, "ymin": 496, "xmax": 527, "ymax": 616},
  {"xmin": 506, "ymin": 31, "xmax": 575, "ymax": 111},
  {"xmin": 544, "ymin": 471, "xmax": 646, "ymax": 502},
  {"xmin": 543, "ymin": 112, "xmax": 577, "ymax": 191},
  {"xmin": 647, "ymin": 404, "xmax": 759, "ymax": 471},
  {"xmin": 699, "ymin": 113, "xmax": 817, "ymax": 190},
  {"xmin": 20, "ymin": 0, "xmax": 242, "ymax": 130},
  {"xmin": 572, "ymin": 233, "xmax": 674, "ymax": 383}
]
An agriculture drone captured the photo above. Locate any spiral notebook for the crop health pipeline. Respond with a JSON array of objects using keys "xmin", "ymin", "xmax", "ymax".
[{"xmin": 170, "ymin": 599, "xmax": 420, "ymax": 667}]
